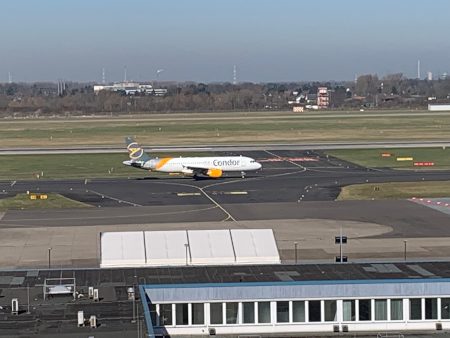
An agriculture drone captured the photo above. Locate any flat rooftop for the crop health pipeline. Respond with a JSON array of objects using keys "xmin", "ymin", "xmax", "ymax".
[
  {"xmin": 1, "ymin": 261, "xmax": 450, "ymax": 337},
  {"xmin": 1, "ymin": 261, "xmax": 450, "ymax": 289}
]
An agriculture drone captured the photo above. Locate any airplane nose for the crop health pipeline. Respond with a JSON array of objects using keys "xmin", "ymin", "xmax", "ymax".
[{"xmin": 256, "ymin": 162, "xmax": 262, "ymax": 170}]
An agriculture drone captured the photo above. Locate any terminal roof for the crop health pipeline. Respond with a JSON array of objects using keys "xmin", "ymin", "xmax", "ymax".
[{"xmin": 1, "ymin": 261, "xmax": 450, "ymax": 288}]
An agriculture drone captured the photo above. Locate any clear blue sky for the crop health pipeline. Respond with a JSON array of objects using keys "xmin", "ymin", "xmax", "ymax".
[{"xmin": 1, "ymin": 0, "xmax": 449, "ymax": 83}]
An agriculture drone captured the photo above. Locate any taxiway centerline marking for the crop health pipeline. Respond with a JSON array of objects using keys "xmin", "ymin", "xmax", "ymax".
[{"xmin": 177, "ymin": 192, "xmax": 202, "ymax": 196}]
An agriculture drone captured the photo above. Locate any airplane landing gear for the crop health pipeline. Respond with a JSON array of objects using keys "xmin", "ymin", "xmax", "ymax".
[{"xmin": 241, "ymin": 171, "xmax": 246, "ymax": 179}]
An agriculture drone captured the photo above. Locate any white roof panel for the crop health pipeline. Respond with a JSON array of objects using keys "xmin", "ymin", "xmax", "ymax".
[
  {"xmin": 188, "ymin": 229, "xmax": 235, "ymax": 265},
  {"xmin": 100, "ymin": 231, "xmax": 146, "ymax": 268},
  {"xmin": 100, "ymin": 229, "xmax": 280, "ymax": 268},
  {"xmin": 145, "ymin": 230, "xmax": 188, "ymax": 266},
  {"xmin": 231, "ymin": 229, "xmax": 280, "ymax": 264}
]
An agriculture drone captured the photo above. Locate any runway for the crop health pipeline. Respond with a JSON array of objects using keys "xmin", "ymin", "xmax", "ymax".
[{"xmin": 2, "ymin": 149, "xmax": 450, "ymax": 238}]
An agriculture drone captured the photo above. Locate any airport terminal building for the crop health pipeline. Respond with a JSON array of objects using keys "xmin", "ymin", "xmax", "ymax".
[{"xmin": 138, "ymin": 262, "xmax": 450, "ymax": 337}]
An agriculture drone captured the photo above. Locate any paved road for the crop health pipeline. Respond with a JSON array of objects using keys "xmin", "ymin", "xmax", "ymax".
[
  {"xmin": 1, "ymin": 140, "xmax": 450, "ymax": 154},
  {"xmin": 2, "ymin": 150, "xmax": 450, "ymax": 237}
]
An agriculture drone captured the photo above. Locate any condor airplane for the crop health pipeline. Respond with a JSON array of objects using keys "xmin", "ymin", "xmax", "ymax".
[{"xmin": 123, "ymin": 137, "xmax": 262, "ymax": 178}]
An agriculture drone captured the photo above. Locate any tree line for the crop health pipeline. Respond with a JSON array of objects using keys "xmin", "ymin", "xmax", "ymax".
[{"xmin": 0, "ymin": 75, "xmax": 449, "ymax": 117}]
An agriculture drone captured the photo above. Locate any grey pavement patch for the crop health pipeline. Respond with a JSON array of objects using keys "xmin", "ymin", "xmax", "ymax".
[
  {"xmin": 274, "ymin": 271, "xmax": 300, "ymax": 281},
  {"xmin": 363, "ymin": 266, "xmax": 377, "ymax": 272},
  {"xmin": 410, "ymin": 198, "xmax": 450, "ymax": 216},
  {"xmin": 0, "ymin": 276, "xmax": 13, "ymax": 285},
  {"xmin": 371, "ymin": 264, "xmax": 401, "ymax": 273},
  {"xmin": 10, "ymin": 277, "xmax": 24, "ymax": 285},
  {"xmin": 407, "ymin": 264, "xmax": 437, "ymax": 277},
  {"xmin": 0, "ymin": 212, "xmax": 4, "ymax": 221},
  {"xmin": 100, "ymin": 282, "xmax": 127, "ymax": 287},
  {"xmin": 26, "ymin": 270, "xmax": 39, "ymax": 277}
]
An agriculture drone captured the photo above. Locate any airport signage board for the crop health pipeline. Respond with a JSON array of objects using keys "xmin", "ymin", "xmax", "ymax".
[
  {"xmin": 413, "ymin": 162, "xmax": 435, "ymax": 166},
  {"xmin": 396, "ymin": 157, "xmax": 414, "ymax": 161}
]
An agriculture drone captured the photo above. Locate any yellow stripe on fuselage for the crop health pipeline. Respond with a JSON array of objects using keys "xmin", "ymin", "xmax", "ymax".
[{"xmin": 155, "ymin": 157, "xmax": 173, "ymax": 170}]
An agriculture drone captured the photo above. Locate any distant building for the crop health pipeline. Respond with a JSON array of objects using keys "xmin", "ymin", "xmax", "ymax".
[
  {"xmin": 93, "ymin": 82, "xmax": 167, "ymax": 96},
  {"xmin": 427, "ymin": 71, "xmax": 433, "ymax": 81},
  {"xmin": 292, "ymin": 106, "xmax": 304, "ymax": 113},
  {"xmin": 428, "ymin": 104, "xmax": 450, "ymax": 111},
  {"xmin": 317, "ymin": 87, "xmax": 329, "ymax": 109}
]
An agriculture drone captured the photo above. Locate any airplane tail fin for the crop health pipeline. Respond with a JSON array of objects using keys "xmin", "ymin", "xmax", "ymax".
[{"xmin": 125, "ymin": 137, "xmax": 151, "ymax": 162}]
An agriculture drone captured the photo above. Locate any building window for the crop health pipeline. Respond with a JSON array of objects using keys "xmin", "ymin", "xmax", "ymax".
[
  {"xmin": 226, "ymin": 303, "xmax": 239, "ymax": 324},
  {"xmin": 192, "ymin": 303, "xmax": 204, "ymax": 325},
  {"xmin": 410, "ymin": 299, "xmax": 422, "ymax": 320},
  {"xmin": 374, "ymin": 299, "xmax": 387, "ymax": 321},
  {"xmin": 243, "ymin": 302, "xmax": 255, "ymax": 324},
  {"xmin": 277, "ymin": 301, "xmax": 289, "ymax": 323},
  {"xmin": 359, "ymin": 299, "xmax": 371, "ymax": 321},
  {"xmin": 425, "ymin": 298, "xmax": 437, "ymax": 320},
  {"xmin": 258, "ymin": 302, "xmax": 271, "ymax": 323},
  {"xmin": 210, "ymin": 303, "xmax": 223, "ymax": 325},
  {"xmin": 324, "ymin": 300, "xmax": 337, "ymax": 322},
  {"xmin": 309, "ymin": 300, "xmax": 321, "ymax": 322},
  {"xmin": 159, "ymin": 304, "xmax": 173, "ymax": 326},
  {"xmin": 390, "ymin": 299, "xmax": 403, "ymax": 320},
  {"xmin": 343, "ymin": 300, "xmax": 356, "ymax": 321},
  {"xmin": 441, "ymin": 298, "xmax": 450, "ymax": 320},
  {"xmin": 292, "ymin": 301, "xmax": 305, "ymax": 322},
  {"xmin": 175, "ymin": 303, "xmax": 188, "ymax": 325}
]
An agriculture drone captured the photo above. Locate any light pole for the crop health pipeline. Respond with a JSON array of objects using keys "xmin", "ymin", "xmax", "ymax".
[
  {"xmin": 294, "ymin": 242, "xmax": 298, "ymax": 264},
  {"xmin": 48, "ymin": 247, "xmax": 52, "ymax": 269},
  {"xmin": 132, "ymin": 275, "xmax": 137, "ymax": 323},
  {"xmin": 185, "ymin": 243, "xmax": 189, "ymax": 266},
  {"xmin": 404, "ymin": 240, "xmax": 407, "ymax": 261},
  {"xmin": 335, "ymin": 227, "xmax": 347, "ymax": 263},
  {"xmin": 131, "ymin": 288, "xmax": 136, "ymax": 323},
  {"xmin": 27, "ymin": 283, "xmax": 30, "ymax": 314}
]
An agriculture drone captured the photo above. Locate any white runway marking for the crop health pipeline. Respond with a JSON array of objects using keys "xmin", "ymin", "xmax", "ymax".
[
  {"xmin": 264, "ymin": 150, "xmax": 307, "ymax": 171},
  {"xmin": 177, "ymin": 192, "xmax": 201, "ymax": 196},
  {"xmin": 224, "ymin": 191, "xmax": 248, "ymax": 195},
  {"xmin": 151, "ymin": 180, "xmax": 238, "ymax": 222},
  {"xmin": 87, "ymin": 189, "xmax": 143, "ymax": 207}
]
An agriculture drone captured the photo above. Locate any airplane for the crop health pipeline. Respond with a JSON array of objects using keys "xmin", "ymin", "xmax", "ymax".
[{"xmin": 122, "ymin": 137, "xmax": 262, "ymax": 178}]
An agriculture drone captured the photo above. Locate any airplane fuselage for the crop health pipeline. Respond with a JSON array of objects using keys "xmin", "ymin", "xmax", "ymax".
[
  {"xmin": 123, "ymin": 137, "xmax": 262, "ymax": 178},
  {"xmin": 125, "ymin": 156, "xmax": 261, "ymax": 173}
]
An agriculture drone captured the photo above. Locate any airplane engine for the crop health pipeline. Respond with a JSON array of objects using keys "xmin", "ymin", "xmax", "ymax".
[{"xmin": 207, "ymin": 168, "xmax": 222, "ymax": 178}]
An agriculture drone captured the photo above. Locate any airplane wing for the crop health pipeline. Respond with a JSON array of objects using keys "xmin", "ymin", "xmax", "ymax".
[{"xmin": 183, "ymin": 166, "xmax": 223, "ymax": 178}]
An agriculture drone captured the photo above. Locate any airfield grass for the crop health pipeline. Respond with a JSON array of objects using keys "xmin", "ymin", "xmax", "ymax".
[
  {"xmin": 2, "ymin": 110, "xmax": 450, "ymax": 147},
  {"xmin": 0, "ymin": 153, "xmax": 135, "ymax": 180},
  {"xmin": 337, "ymin": 181, "xmax": 450, "ymax": 200},
  {"xmin": 0, "ymin": 193, "xmax": 90, "ymax": 210},
  {"xmin": 327, "ymin": 147, "xmax": 450, "ymax": 169},
  {"xmin": 0, "ymin": 152, "xmax": 215, "ymax": 180}
]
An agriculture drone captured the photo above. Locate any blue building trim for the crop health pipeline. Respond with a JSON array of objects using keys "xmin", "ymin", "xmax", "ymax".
[
  {"xmin": 139, "ymin": 284, "xmax": 155, "ymax": 338},
  {"xmin": 141, "ymin": 277, "xmax": 450, "ymax": 290}
]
